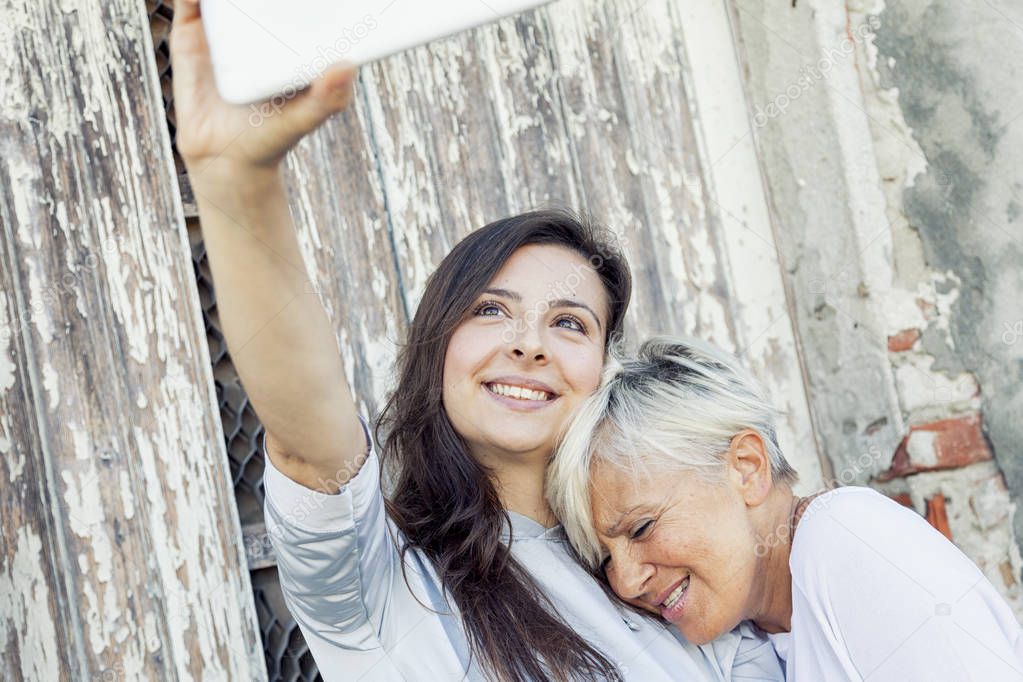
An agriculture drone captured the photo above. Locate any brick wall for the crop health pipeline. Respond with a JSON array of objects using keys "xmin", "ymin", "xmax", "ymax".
[
  {"xmin": 849, "ymin": 0, "xmax": 1022, "ymax": 617},
  {"xmin": 732, "ymin": 0, "xmax": 1023, "ymax": 620}
]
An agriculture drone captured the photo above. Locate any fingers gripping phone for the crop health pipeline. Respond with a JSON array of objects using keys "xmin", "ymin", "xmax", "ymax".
[{"xmin": 200, "ymin": 0, "xmax": 553, "ymax": 104}]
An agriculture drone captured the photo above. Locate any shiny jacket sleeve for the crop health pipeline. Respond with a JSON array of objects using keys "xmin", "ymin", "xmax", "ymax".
[{"xmin": 262, "ymin": 415, "xmax": 397, "ymax": 651}]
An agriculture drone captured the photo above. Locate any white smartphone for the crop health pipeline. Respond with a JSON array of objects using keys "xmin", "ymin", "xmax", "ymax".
[{"xmin": 200, "ymin": 0, "xmax": 553, "ymax": 104}]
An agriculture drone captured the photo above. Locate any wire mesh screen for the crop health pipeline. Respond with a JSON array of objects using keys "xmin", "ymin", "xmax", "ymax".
[
  {"xmin": 148, "ymin": 0, "xmax": 185, "ymax": 176},
  {"xmin": 147, "ymin": 2, "xmax": 321, "ymax": 679}
]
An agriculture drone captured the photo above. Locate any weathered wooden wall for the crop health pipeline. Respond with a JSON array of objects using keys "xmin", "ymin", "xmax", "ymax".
[
  {"xmin": 271, "ymin": 0, "xmax": 826, "ymax": 489},
  {"xmin": 0, "ymin": 0, "xmax": 264, "ymax": 679}
]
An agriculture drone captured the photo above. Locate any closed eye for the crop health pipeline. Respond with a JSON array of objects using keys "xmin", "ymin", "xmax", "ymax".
[{"xmin": 630, "ymin": 520, "xmax": 653, "ymax": 540}]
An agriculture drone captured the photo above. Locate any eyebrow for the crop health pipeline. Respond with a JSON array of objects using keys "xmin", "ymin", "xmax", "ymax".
[
  {"xmin": 604, "ymin": 504, "xmax": 643, "ymax": 537},
  {"xmin": 481, "ymin": 288, "xmax": 604, "ymax": 333}
]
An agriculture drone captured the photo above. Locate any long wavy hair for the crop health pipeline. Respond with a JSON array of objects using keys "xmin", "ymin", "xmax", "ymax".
[{"xmin": 376, "ymin": 208, "xmax": 632, "ymax": 682}]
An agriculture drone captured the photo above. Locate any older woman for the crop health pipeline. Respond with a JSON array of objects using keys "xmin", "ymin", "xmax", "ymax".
[{"xmin": 547, "ymin": 336, "xmax": 1023, "ymax": 681}]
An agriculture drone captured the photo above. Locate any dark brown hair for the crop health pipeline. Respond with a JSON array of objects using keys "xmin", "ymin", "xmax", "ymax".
[{"xmin": 377, "ymin": 209, "xmax": 631, "ymax": 681}]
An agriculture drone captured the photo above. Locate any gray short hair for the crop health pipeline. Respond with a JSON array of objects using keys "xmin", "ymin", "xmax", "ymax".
[{"xmin": 546, "ymin": 335, "xmax": 799, "ymax": 570}]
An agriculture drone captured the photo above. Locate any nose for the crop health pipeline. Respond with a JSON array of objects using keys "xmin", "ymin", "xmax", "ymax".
[
  {"xmin": 608, "ymin": 549, "xmax": 654, "ymax": 602},
  {"xmin": 506, "ymin": 312, "xmax": 547, "ymax": 363}
]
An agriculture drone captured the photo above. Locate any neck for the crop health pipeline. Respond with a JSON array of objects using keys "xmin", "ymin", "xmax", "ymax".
[
  {"xmin": 478, "ymin": 448, "xmax": 557, "ymax": 528},
  {"xmin": 749, "ymin": 488, "xmax": 800, "ymax": 634}
]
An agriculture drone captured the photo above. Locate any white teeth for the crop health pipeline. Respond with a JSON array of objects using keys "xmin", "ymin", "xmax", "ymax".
[
  {"xmin": 488, "ymin": 383, "xmax": 551, "ymax": 401},
  {"xmin": 663, "ymin": 577, "xmax": 690, "ymax": 609}
]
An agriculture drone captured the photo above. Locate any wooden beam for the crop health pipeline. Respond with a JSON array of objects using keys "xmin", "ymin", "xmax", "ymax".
[{"xmin": 0, "ymin": 1, "xmax": 265, "ymax": 678}]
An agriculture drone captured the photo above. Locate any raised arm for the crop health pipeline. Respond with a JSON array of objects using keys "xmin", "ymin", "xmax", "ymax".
[{"xmin": 171, "ymin": 0, "xmax": 365, "ymax": 493}]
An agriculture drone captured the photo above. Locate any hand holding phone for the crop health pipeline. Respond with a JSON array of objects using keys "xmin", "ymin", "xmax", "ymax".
[{"xmin": 170, "ymin": 0, "xmax": 357, "ymax": 178}]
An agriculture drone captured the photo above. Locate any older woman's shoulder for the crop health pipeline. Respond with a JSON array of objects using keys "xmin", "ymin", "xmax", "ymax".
[
  {"xmin": 798, "ymin": 485, "xmax": 909, "ymax": 529},
  {"xmin": 785, "ymin": 489, "xmax": 1023, "ymax": 679},
  {"xmin": 790, "ymin": 485, "xmax": 981, "ymax": 596}
]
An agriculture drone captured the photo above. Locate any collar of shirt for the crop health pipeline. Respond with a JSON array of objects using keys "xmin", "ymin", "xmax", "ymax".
[{"xmin": 500, "ymin": 510, "xmax": 568, "ymax": 543}]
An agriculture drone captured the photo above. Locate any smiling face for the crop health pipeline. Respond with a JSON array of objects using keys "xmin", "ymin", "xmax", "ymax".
[
  {"xmin": 442, "ymin": 243, "xmax": 609, "ymax": 466},
  {"xmin": 589, "ymin": 458, "xmax": 762, "ymax": 645}
]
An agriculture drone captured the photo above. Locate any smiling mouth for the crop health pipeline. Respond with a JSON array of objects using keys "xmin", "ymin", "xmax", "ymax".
[
  {"xmin": 661, "ymin": 575, "xmax": 690, "ymax": 610},
  {"xmin": 484, "ymin": 382, "xmax": 557, "ymax": 402}
]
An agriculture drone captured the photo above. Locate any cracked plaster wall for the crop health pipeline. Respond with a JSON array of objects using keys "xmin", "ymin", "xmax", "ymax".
[
  {"xmin": 869, "ymin": 0, "xmax": 1023, "ymax": 551},
  {"xmin": 731, "ymin": 0, "xmax": 1023, "ymax": 614}
]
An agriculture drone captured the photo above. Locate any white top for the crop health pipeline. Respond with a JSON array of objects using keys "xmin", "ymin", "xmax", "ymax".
[
  {"xmin": 262, "ymin": 416, "xmax": 784, "ymax": 681},
  {"xmin": 768, "ymin": 486, "xmax": 1023, "ymax": 681}
]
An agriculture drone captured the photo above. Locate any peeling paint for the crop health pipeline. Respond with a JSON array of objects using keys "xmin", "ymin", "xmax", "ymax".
[
  {"xmin": 1, "ymin": 418, "xmax": 24, "ymax": 484},
  {"xmin": 61, "ymin": 464, "xmax": 113, "ymax": 584},
  {"xmin": 41, "ymin": 360, "xmax": 59, "ymax": 410},
  {"xmin": 680, "ymin": 0, "xmax": 825, "ymax": 492},
  {"xmin": 731, "ymin": 0, "xmax": 907, "ymax": 489},
  {"xmin": 0, "ymin": 290, "xmax": 15, "ymax": 395},
  {"xmin": 119, "ymin": 469, "xmax": 135, "ymax": 520},
  {"xmin": 24, "ymin": 258, "xmax": 56, "ymax": 345},
  {"xmin": 2, "ymin": 0, "xmax": 264, "ymax": 675},
  {"xmin": 0, "ymin": 526, "xmax": 61, "ymax": 681}
]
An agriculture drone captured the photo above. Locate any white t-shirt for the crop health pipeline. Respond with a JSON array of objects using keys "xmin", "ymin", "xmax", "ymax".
[{"xmin": 768, "ymin": 486, "xmax": 1023, "ymax": 681}]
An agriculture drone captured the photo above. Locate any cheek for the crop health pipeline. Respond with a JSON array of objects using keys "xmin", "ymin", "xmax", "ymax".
[
  {"xmin": 655, "ymin": 504, "xmax": 752, "ymax": 582},
  {"xmin": 712, "ymin": 499, "xmax": 759, "ymax": 567},
  {"xmin": 441, "ymin": 334, "xmax": 478, "ymax": 417},
  {"xmin": 440, "ymin": 344, "xmax": 459, "ymax": 396},
  {"xmin": 688, "ymin": 513, "xmax": 759, "ymax": 617},
  {"xmin": 648, "ymin": 515, "xmax": 709, "ymax": 563},
  {"xmin": 443, "ymin": 326, "xmax": 485, "ymax": 385},
  {"xmin": 557, "ymin": 342, "xmax": 603, "ymax": 392}
]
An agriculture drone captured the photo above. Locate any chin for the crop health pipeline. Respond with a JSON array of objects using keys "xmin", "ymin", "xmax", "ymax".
[
  {"xmin": 488, "ymin": 433, "xmax": 552, "ymax": 455},
  {"xmin": 682, "ymin": 628, "xmax": 717, "ymax": 646},
  {"xmin": 676, "ymin": 613, "xmax": 738, "ymax": 646}
]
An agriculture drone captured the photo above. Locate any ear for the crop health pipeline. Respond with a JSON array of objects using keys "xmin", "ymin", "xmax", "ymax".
[{"xmin": 725, "ymin": 430, "xmax": 773, "ymax": 507}]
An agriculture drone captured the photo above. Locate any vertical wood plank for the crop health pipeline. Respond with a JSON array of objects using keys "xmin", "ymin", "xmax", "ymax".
[
  {"xmin": 544, "ymin": 0, "xmax": 733, "ymax": 344},
  {"xmin": 0, "ymin": 261, "xmax": 76, "ymax": 682},
  {"xmin": 285, "ymin": 109, "xmax": 410, "ymax": 426},
  {"xmin": 673, "ymin": 0, "xmax": 826, "ymax": 490},
  {"xmin": 360, "ymin": 7, "xmax": 582, "ymax": 310},
  {"xmin": 0, "ymin": 0, "xmax": 264, "ymax": 678}
]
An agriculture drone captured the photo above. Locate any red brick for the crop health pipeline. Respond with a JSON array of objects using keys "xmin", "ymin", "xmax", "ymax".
[
  {"xmin": 925, "ymin": 494, "xmax": 953, "ymax": 541},
  {"xmin": 875, "ymin": 414, "xmax": 992, "ymax": 481},
  {"xmin": 887, "ymin": 328, "xmax": 920, "ymax": 352}
]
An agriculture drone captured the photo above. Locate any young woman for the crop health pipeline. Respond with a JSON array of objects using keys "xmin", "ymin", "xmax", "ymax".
[
  {"xmin": 548, "ymin": 336, "xmax": 1023, "ymax": 681},
  {"xmin": 169, "ymin": 2, "xmax": 783, "ymax": 680}
]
